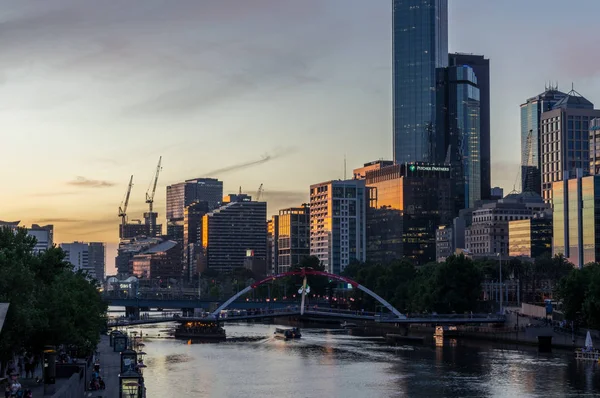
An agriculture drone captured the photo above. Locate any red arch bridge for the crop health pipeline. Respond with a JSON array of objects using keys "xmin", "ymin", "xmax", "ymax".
[{"xmin": 108, "ymin": 269, "xmax": 505, "ymax": 327}]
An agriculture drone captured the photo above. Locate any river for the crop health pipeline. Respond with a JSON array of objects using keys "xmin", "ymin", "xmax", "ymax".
[{"xmin": 124, "ymin": 322, "xmax": 600, "ymax": 397}]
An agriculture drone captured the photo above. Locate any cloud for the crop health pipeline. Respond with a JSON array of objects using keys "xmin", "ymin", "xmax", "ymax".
[
  {"xmin": 67, "ymin": 176, "xmax": 115, "ymax": 188},
  {"xmin": 30, "ymin": 191, "xmax": 80, "ymax": 197},
  {"xmin": 200, "ymin": 147, "xmax": 298, "ymax": 177},
  {"xmin": 36, "ymin": 218, "xmax": 80, "ymax": 223}
]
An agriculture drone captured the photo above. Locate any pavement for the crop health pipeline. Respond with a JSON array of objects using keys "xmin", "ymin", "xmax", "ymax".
[{"xmin": 86, "ymin": 335, "xmax": 121, "ymax": 398}]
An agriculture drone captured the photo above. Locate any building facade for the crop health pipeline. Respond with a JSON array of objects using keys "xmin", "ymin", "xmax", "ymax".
[
  {"xmin": 363, "ymin": 163, "xmax": 453, "ymax": 265},
  {"xmin": 183, "ymin": 201, "xmax": 210, "ymax": 282},
  {"xmin": 552, "ymin": 170, "xmax": 600, "ymax": 268},
  {"xmin": 520, "ymin": 87, "xmax": 567, "ymax": 194},
  {"xmin": 449, "ymin": 53, "xmax": 490, "ymax": 200},
  {"xmin": 465, "ymin": 193, "xmax": 549, "ymax": 256},
  {"xmin": 437, "ymin": 64, "xmax": 481, "ymax": 210},
  {"xmin": 540, "ymin": 90, "xmax": 600, "ymax": 202},
  {"xmin": 88, "ymin": 242, "xmax": 106, "ymax": 282},
  {"xmin": 590, "ymin": 118, "xmax": 600, "ymax": 175},
  {"xmin": 131, "ymin": 240, "xmax": 182, "ymax": 282},
  {"xmin": 201, "ymin": 194, "xmax": 267, "ymax": 272},
  {"xmin": 508, "ymin": 214, "xmax": 552, "ymax": 259},
  {"xmin": 166, "ymin": 178, "xmax": 223, "ymax": 222},
  {"xmin": 277, "ymin": 205, "xmax": 310, "ymax": 273},
  {"xmin": 115, "ymin": 237, "xmax": 163, "ymax": 276},
  {"xmin": 310, "ymin": 180, "xmax": 367, "ymax": 274},
  {"xmin": 27, "ymin": 224, "xmax": 54, "ymax": 253},
  {"xmin": 267, "ymin": 216, "xmax": 279, "ymax": 275},
  {"xmin": 60, "ymin": 242, "xmax": 93, "ymax": 277},
  {"xmin": 393, "ymin": 0, "xmax": 448, "ymax": 164}
]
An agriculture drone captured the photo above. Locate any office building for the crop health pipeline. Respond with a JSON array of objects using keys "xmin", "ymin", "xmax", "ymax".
[
  {"xmin": 201, "ymin": 194, "xmax": 267, "ymax": 272},
  {"xmin": 27, "ymin": 224, "xmax": 54, "ymax": 253},
  {"xmin": 393, "ymin": 0, "xmax": 448, "ymax": 164},
  {"xmin": 353, "ymin": 160, "xmax": 393, "ymax": 180},
  {"xmin": 183, "ymin": 201, "xmax": 210, "ymax": 282},
  {"xmin": 490, "ymin": 187, "xmax": 504, "ymax": 200},
  {"xmin": 277, "ymin": 205, "xmax": 310, "ymax": 273},
  {"xmin": 131, "ymin": 240, "xmax": 182, "ymax": 282},
  {"xmin": 590, "ymin": 118, "xmax": 600, "ymax": 175},
  {"xmin": 120, "ymin": 221, "xmax": 162, "ymax": 240},
  {"xmin": 60, "ymin": 242, "xmax": 94, "ymax": 277},
  {"xmin": 449, "ymin": 53, "xmax": 491, "ymax": 200},
  {"xmin": 435, "ymin": 217, "xmax": 466, "ymax": 262},
  {"xmin": 436, "ymin": 64, "xmax": 481, "ymax": 209},
  {"xmin": 310, "ymin": 180, "xmax": 367, "ymax": 274},
  {"xmin": 508, "ymin": 213, "xmax": 552, "ymax": 259},
  {"xmin": 540, "ymin": 89, "xmax": 600, "ymax": 202},
  {"xmin": 520, "ymin": 87, "xmax": 567, "ymax": 194},
  {"xmin": 552, "ymin": 170, "xmax": 600, "ymax": 268},
  {"xmin": 88, "ymin": 242, "xmax": 106, "ymax": 282},
  {"xmin": 267, "ymin": 216, "xmax": 279, "ymax": 275},
  {"xmin": 115, "ymin": 236, "xmax": 163, "ymax": 276},
  {"xmin": 166, "ymin": 178, "xmax": 223, "ymax": 222},
  {"xmin": 465, "ymin": 192, "xmax": 549, "ymax": 256},
  {"xmin": 363, "ymin": 163, "xmax": 453, "ymax": 265}
]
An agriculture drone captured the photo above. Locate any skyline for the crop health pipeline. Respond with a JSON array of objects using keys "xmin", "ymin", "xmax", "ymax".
[{"xmin": 3, "ymin": 0, "xmax": 600, "ymax": 272}]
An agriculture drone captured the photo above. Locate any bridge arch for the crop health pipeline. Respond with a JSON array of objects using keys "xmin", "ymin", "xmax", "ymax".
[{"xmin": 210, "ymin": 269, "xmax": 406, "ymax": 319}]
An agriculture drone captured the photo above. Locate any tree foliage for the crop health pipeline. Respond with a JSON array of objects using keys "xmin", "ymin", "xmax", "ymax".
[
  {"xmin": 0, "ymin": 227, "xmax": 107, "ymax": 364},
  {"xmin": 557, "ymin": 262, "xmax": 600, "ymax": 328}
]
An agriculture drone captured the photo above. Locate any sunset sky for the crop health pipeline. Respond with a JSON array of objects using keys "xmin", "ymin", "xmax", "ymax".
[{"xmin": 2, "ymin": 0, "xmax": 600, "ymax": 273}]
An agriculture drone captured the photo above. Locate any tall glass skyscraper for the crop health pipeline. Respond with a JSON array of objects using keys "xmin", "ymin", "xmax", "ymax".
[
  {"xmin": 393, "ymin": 0, "xmax": 448, "ymax": 164},
  {"xmin": 437, "ymin": 65, "xmax": 481, "ymax": 210},
  {"xmin": 520, "ymin": 87, "xmax": 566, "ymax": 195}
]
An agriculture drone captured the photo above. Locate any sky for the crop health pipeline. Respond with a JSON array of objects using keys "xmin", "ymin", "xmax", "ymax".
[{"xmin": 2, "ymin": 0, "xmax": 600, "ymax": 273}]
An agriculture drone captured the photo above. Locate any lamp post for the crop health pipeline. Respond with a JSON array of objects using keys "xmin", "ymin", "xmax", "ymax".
[{"xmin": 497, "ymin": 253, "xmax": 503, "ymax": 314}]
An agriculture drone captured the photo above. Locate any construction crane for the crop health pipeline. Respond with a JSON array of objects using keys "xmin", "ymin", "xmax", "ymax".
[
  {"xmin": 256, "ymin": 183, "xmax": 264, "ymax": 201},
  {"xmin": 145, "ymin": 156, "xmax": 162, "ymax": 236},
  {"xmin": 118, "ymin": 175, "xmax": 134, "ymax": 238}
]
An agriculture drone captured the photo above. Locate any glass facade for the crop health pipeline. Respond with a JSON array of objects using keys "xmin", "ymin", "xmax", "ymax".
[
  {"xmin": 166, "ymin": 178, "xmax": 223, "ymax": 222},
  {"xmin": 508, "ymin": 218, "xmax": 552, "ymax": 258},
  {"xmin": 277, "ymin": 206, "xmax": 310, "ymax": 273},
  {"xmin": 520, "ymin": 89, "xmax": 566, "ymax": 195},
  {"xmin": 393, "ymin": 0, "xmax": 448, "ymax": 164},
  {"xmin": 553, "ymin": 174, "xmax": 600, "ymax": 268},
  {"xmin": 365, "ymin": 163, "xmax": 452, "ymax": 265}
]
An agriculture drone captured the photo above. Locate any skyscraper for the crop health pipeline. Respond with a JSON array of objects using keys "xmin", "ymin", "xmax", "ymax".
[
  {"xmin": 88, "ymin": 242, "xmax": 106, "ymax": 282},
  {"xmin": 309, "ymin": 180, "xmax": 367, "ymax": 275},
  {"xmin": 449, "ymin": 53, "xmax": 490, "ymax": 200},
  {"xmin": 166, "ymin": 178, "xmax": 223, "ymax": 222},
  {"xmin": 277, "ymin": 205, "xmax": 310, "ymax": 274},
  {"xmin": 437, "ymin": 64, "xmax": 481, "ymax": 210},
  {"xmin": 393, "ymin": 0, "xmax": 448, "ymax": 164},
  {"xmin": 540, "ymin": 89, "xmax": 600, "ymax": 202},
  {"xmin": 520, "ymin": 87, "xmax": 566, "ymax": 194}
]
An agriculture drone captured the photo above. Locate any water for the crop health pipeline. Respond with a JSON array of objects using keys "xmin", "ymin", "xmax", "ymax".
[{"xmin": 130, "ymin": 323, "xmax": 600, "ymax": 397}]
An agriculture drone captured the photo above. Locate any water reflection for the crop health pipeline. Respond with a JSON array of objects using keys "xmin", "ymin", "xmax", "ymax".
[{"xmin": 136, "ymin": 323, "xmax": 600, "ymax": 397}]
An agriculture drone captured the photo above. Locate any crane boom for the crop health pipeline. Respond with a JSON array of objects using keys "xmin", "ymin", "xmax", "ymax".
[
  {"xmin": 118, "ymin": 175, "xmax": 134, "ymax": 234},
  {"xmin": 256, "ymin": 183, "xmax": 264, "ymax": 201},
  {"xmin": 146, "ymin": 156, "xmax": 162, "ymax": 212}
]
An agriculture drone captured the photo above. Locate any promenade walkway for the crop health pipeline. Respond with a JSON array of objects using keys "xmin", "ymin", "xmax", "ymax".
[{"xmin": 87, "ymin": 335, "xmax": 120, "ymax": 398}]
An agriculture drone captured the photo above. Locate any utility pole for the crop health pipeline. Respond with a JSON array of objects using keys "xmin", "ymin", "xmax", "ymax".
[{"xmin": 497, "ymin": 253, "xmax": 503, "ymax": 314}]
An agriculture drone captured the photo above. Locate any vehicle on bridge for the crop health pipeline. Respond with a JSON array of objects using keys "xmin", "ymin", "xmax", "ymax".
[
  {"xmin": 274, "ymin": 327, "xmax": 301, "ymax": 340},
  {"xmin": 173, "ymin": 320, "xmax": 226, "ymax": 341}
]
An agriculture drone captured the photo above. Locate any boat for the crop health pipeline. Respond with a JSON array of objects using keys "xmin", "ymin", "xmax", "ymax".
[
  {"xmin": 341, "ymin": 321, "xmax": 358, "ymax": 329},
  {"xmin": 575, "ymin": 331, "xmax": 600, "ymax": 361},
  {"xmin": 274, "ymin": 327, "xmax": 301, "ymax": 340},
  {"xmin": 173, "ymin": 320, "xmax": 226, "ymax": 341}
]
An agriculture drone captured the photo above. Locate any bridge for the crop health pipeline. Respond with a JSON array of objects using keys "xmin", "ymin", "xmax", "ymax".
[{"xmin": 107, "ymin": 269, "xmax": 505, "ymax": 327}]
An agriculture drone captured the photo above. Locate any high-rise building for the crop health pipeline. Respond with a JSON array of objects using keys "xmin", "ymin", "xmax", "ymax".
[
  {"xmin": 115, "ymin": 236, "xmax": 163, "ymax": 276},
  {"xmin": 166, "ymin": 178, "xmax": 223, "ymax": 222},
  {"xmin": 363, "ymin": 163, "xmax": 453, "ymax": 265},
  {"xmin": 552, "ymin": 170, "xmax": 600, "ymax": 268},
  {"xmin": 277, "ymin": 205, "xmax": 310, "ymax": 273},
  {"xmin": 508, "ymin": 213, "xmax": 552, "ymax": 259},
  {"xmin": 310, "ymin": 180, "xmax": 367, "ymax": 274},
  {"xmin": 436, "ymin": 64, "xmax": 481, "ymax": 210},
  {"xmin": 449, "ymin": 53, "xmax": 491, "ymax": 200},
  {"xmin": 267, "ymin": 216, "xmax": 279, "ymax": 275},
  {"xmin": 60, "ymin": 242, "xmax": 93, "ymax": 277},
  {"xmin": 183, "ymin": 201, "xmax": 210, "ymax": 282},
  {"xmin": 520, "ymin": 87, "xmax": 567, "ymax": 195},
  {"xmin": 393, "ymin": 0, "xmax": 448, "ymax": 164},
  {"xmin": 201, "ymin": 194, "xmax": 267, "ymax": 272},
  {"xmin": 27, "ymin": 224, "xmax": 54, "ymax": 253},
  {"xmin": 490, "ymin": 187, "xmax": 504, "ymax": 200},
  {"xmin": 131, "ymin": 240, "xmax": 182, "ymax": 282},
  {"xmin": 88, "ymin": 242, "xmax": 106, "ymax": 282},
  {"xmin": 590, "ymin": 118, "xmax": 600, "ymax": 175},
  {"xmin": 540, "ymin": 89, "xmax": 600, "ymax": 202}
]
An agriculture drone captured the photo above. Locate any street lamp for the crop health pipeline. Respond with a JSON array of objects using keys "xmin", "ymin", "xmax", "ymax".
[
  {"xmin": 119, "ymin": 370, "xmax": 142, "ymax": 398},
  {"xmin": 497, "ymin": 253, "xmax": 503, "ymax": 314}
]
